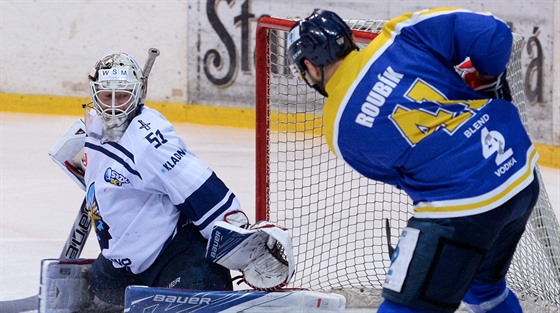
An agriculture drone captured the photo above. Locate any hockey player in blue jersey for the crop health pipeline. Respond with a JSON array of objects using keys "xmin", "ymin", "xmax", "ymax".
[
  {"xmin": 287, "ymin": 8, "xmax": 540, "ymax": 313},
  {"xmin": 78, "ymin": 51, "xmax": 295, "ymax": 310}
]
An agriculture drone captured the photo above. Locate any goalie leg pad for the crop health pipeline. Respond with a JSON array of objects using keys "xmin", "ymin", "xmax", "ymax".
[
  {"xmin": 38, "ymin": 258, "xmax": 95, "ymax": 313},
  {"xmin": 124, "ymin": 286, "xmax": 346, "ymax": 313}
]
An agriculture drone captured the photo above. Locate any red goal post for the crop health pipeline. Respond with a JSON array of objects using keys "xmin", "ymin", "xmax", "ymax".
[
  {"xmin": 255, "ymin": 16, "xmax": 377, "ymax": 221},
  {"xmin": 255, "ymin": 15, "xmax": 560, "ymax": 310}
]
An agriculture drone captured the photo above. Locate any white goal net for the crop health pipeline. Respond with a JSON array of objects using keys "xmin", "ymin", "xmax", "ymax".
[{"xmin": 255, "ymin": 16, "xmax": 560, "ymax": 311}]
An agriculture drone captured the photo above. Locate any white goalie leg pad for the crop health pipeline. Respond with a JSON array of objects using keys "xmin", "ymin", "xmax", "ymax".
[
  {"xmin": 38, "ymin": 258, "xmax": 95, "ymax": 313},
  {"xmin": 48, "ymin": 119, "xmax": 86, "ymax": 190},
  {"xmin": 206, "ymin": 221, "xmax": 295, "ymax": 290},
  {"xmin": 124, "ymin": 286, "xmax": 346, "ymax": 313}
]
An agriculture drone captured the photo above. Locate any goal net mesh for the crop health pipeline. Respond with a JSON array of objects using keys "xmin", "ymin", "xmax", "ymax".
[{"xmin": 255, "ymin": 16, "xmax": 560, "ymax": 311}]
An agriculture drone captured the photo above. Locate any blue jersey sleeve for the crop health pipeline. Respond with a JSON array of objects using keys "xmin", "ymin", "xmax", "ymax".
[{"xmin": 402, "ymin": 9, "xmax": 513, "ymax": 76}]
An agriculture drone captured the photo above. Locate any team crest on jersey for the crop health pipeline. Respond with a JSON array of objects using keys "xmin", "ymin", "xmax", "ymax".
[
  {"xmin": 86, "ymin": 183, "xmax": 112, "ymax": 250},
  {"xmin": 104, "ymin": 167, "xmax": 130, "ymax": 186}
]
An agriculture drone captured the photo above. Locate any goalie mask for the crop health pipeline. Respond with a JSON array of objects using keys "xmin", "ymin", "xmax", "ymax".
[{"xmin": 87, "ymin": 52, "xmax": 145, "ymax": 142}]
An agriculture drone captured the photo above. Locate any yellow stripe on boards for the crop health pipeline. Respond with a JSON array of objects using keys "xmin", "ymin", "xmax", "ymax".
[{"xmin": 0, "ymin": 93, "xmax": 255, "ymax": 129}]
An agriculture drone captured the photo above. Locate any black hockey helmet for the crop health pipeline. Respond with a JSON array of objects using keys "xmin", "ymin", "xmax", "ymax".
[{"xmin": 287, "ymin": 9, "xmax": 357, "ymax": 93}]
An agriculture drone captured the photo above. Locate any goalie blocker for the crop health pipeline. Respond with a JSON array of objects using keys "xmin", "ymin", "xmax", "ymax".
[{"xmin": 48, "ymin": 119, "xmax": 87, "ymax": 190}]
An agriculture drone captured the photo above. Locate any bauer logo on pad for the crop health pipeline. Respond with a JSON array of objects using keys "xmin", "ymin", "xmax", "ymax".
[{"xmin": 124, "ymin": 286, "xmax": 346, "ymax": 313}]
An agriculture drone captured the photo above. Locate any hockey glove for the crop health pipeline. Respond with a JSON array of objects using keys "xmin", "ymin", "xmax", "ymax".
[
  {"xmin": 456, "ymin": 59, "xmax": 512, "ymax": 102},
  {"xmin": 205, "ymin": 221, "xmax": 295, "ymax": 291}
]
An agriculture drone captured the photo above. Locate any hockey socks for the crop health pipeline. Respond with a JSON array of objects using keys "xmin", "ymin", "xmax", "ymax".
[{"xmin": 463, "ymin": 279, "xmax": 522, "ymax": 313}]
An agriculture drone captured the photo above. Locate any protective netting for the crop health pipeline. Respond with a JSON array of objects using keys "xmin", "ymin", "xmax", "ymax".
[{"xmin": 256, "ymin": 17, "xmax": 560, "ymax": 311}]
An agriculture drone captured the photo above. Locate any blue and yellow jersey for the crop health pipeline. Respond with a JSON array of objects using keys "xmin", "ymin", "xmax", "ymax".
[{"xmin": 324, "ymin": 8, "xmax": 538, "ymax": 218}]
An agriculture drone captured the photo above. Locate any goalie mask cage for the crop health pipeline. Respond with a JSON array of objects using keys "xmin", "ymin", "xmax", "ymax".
[{"xmin": 255, "ymin": 16, "xmax": 560, "ymax": 311}]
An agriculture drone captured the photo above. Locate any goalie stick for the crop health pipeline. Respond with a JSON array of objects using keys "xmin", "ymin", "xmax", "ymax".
[{"xmin": 0, "ymin": 48, "xmax": 160, "ymax": 313}]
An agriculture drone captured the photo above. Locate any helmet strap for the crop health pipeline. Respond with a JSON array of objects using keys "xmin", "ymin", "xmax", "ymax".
[{"xmin": 304, "ymin": 66, "xmax": 329, "ymax": 97}]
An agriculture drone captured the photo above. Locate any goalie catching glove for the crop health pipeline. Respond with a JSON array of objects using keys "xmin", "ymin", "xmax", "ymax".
[
  {"xmin": 455, "ymin": 58, "xmax": 512, "ymax": 102},
  {"xmin": 205, "ymin": 220, "xmax": 295, "ymax": 290}
]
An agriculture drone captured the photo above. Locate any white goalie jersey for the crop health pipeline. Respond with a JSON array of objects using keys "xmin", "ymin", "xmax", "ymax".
[{"xmin": 83, "ymin": 106, "xmax": 243, "ymax": 274}]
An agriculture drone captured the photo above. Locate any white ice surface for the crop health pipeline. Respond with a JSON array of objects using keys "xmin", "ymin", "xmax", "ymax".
[{"xmin": 1, "ymin": 112, "xmax": 559, "ymax": 304}]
